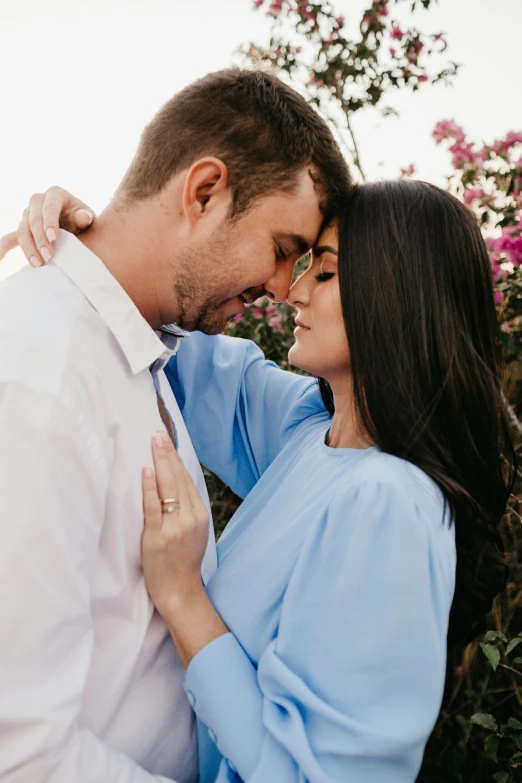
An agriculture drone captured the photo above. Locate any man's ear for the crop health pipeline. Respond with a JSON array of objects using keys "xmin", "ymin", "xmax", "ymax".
[{"xmin": 182, "ymin": 157, "xmax": 230, "ymax": 226}]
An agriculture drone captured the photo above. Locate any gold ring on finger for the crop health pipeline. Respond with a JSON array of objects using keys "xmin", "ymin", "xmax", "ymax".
[{"xmin": 161, "ymin": 497, "xmax": 179, "ymax": 514}]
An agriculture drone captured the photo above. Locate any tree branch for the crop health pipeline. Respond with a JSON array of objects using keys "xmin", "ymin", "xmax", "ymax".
[{"xmin": 346, "ymin": 113, "xmax": 366, "ymax": 181}]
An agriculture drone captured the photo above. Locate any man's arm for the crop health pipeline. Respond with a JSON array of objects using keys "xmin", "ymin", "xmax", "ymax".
[{"xmin": 0, "ymin": 379, "xmax": 175, "ymax": 782}]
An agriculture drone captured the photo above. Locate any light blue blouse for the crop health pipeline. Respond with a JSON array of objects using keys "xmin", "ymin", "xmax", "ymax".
[{"xmin": 164, "ymin": 332, "xmax": 456, "ymax": 783}]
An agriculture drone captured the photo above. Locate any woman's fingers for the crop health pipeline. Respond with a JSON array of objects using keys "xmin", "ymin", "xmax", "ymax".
[
  {"xmin": 159, "ymin": 432, "xmax": 193, "ymax": 512},
  {"xmin": 42, "ymin": 186, "xmax": 94, "ymax": 236},
  {"xmin": 142, "ymin": 466, "xmax": 162, "ymax": 533},
  {"xmin": 12, "ymin": 187, "xmax": 96, "ymax": 268},
  {"xmin": 0, "ymin": 232, "xmax": 19, "ymax": 262},
  {"xmin": 16, "ymin": 201, "xmax": 46, "ymax": 267},
  {"xmin": 151, "ymin": 430, "xmax": 182, "ymax": 515},
  {"xmin": 167, "ymin": 444, "xmax": 210, "ymax": 530},
  {"xmin": 27, "ymin": 193, "xmax": 54, "ymax": 264},
  {"xmin": 173, "ymin": 451, "xmax": 208, "ymax": 518}
]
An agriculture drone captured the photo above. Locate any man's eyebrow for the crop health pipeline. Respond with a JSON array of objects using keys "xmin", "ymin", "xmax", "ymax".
[
  {"xmin": 313, "ymin": 245, "xmax": 339, "ymax": 258},
  {"xmin": 278, "ymin": 233, "xmax": 313, "ymax": 256}
]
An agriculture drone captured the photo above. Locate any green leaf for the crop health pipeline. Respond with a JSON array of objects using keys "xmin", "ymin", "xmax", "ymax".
[
  {"xmin": 507, "ymin": 719, "xmax": 522, "ymax": 731},
  {"xmin": 511, "ymin": 731, "xmax": 522, "ymax": 752},
  {"xmin": 482, "ymin": 643, "xmax": 501, "ymax": 671},
  {"xmin": 485, "ymin": 733, "xmax": 500, "ymax": 763},
  {"xmin": 506, "ymin": 637, "xmax": 522, "ymax": 655},
  {"xmin": 484, "ymin": 631, "xmax": 508, "ymax": 644},
  {"xmin": 513, "ymin": 657, "xmax": 522, "ymax": 665},
  {"xmin": 493, "ymin": 773, "xmax": 509, "ymax": 783},
  {"xmin": 472, "ymin": 712, "xmax": 499, "ymax": 732}
]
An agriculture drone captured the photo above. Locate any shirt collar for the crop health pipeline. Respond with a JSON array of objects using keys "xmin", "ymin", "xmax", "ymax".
[{"xmin": 52, "ymin": 231, "xmax": 189, "ymax": 375}]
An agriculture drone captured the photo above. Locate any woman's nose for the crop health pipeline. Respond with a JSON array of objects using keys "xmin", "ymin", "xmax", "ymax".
[{"xmin": 287, "ymin": 272, "xmax": 310, "ymax": 307}]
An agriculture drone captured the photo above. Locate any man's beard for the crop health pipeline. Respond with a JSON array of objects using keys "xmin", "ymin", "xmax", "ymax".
[
  {"xmin": 172, "ymin": 236, "xmax": 238, "ymax": 334},
  {"xmin": 181, "ymin": 299, "xmax": 233, "ymax": 334}
]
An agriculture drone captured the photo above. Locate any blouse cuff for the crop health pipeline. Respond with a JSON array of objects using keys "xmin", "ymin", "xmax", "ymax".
[{"xmin": 184, "ymin": 632, "xmax": 264, "ymax": 780}]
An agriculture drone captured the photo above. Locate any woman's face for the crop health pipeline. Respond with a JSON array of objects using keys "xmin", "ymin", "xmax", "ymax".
[{"xmin": 287, "ymin": 222, "xmax": 351, "ymax": 385}]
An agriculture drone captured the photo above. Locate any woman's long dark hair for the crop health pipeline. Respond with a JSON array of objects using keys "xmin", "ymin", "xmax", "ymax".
[{"xmin": 320, "ymin": 180, "xmax": 516, "ymax": 647}]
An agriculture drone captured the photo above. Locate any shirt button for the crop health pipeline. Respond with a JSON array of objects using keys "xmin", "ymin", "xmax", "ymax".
[
  {"xmin": 208, "ymin": 729, "xmax": 217, "ymax": 745},
  {"xmin": 186, "ymin": 689, "xmax": 196, "ymax": 708}
]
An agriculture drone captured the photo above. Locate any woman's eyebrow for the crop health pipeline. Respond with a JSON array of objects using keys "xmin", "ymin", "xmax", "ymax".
[{"xmin": 313, "ymin": 245, "xmax": 338, "ymax": 258}]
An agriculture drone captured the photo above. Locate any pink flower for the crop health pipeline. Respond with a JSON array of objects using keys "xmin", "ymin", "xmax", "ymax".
[
  {"xmin": 406, "ymin": 50, "xmax": 418, "ymax": 63},
  {"xmin": 400, "ymin": 163, "xmax": 416, "ymax": 177},
  {"xmin": 234, "ymin": 313, "xmax": 244, "ymax": 322},
  {"xmin": 489, "ymin": 223, "xmax": 522, "ymax": 267},
  {"xmin": 267, "ymin": 0, "xmax": 283, "ymax": 16},
  {"xmin": 464, "ymin": 188, "xmax": 484, "ymax": 207},
  {"xmin": 463, "ymin": 187, "xmax": 485, "ymax": 206},
  {"xmin": 309, "ymin": 75, "xmax": 324, "ymax": 88},
  {"xmin": 335, "ymin": 15, "xmax": 345, "ymax": 26},
  {"xmin": 253, "ymin": 0, "xmax": 264, "ymax": 7},
  {"xmin": 504, "ymin": 131, "xmax": 522, "ymax": 146},
  {"xmin": 301, "ymin": 5, "xmax": 317, "ymax": 21},
  {"xmin": 390, "ymin": 24, "xmax": 404, "ymax": 40},
  {"xmin": 494, "ymin": 290, "xmax": 505, "ymax": 303},
  {"xmin": 253, "ymin": 307, "xmax": 264, "ymax": 319},
  {"xmin": 432, "ymin": 120, "xmax": 466, "ymax": 145},
  {"xmin": 449, "ymin": 141, "xmax": 481, "ymax": 169},
  {"xmin": 432, "ymin": 32, "xmax": 443, "ymax": 41},
  {"xmin": 418, "ymin": 74, "xmax": 428, "ymax": 83},
  {"xmin": 476, "ymin": 146, "xmax": 489, "ymax": 164},
  {"xmin": 389, "ymin": 47, "xmax": 396, "ymax": 57},
  {"xmin": 375, "ymin": 1, "xmax": 389, "ymax": 17},
  {"xmin": 265, "ymin": 304, "xmax": 277, "ymax": 317},
  {"xmin": 270, "ymin": 315, "xmax": 281, "ymax": 330}
]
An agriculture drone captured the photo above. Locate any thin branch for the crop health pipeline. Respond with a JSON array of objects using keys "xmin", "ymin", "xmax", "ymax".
[
  {"xmin": 498, "ymin": 663, "xmax": 522, "ymax": 679},
  {"xmin": 346, "ymin": 113, "xmax": 366, "ymax": 182}
]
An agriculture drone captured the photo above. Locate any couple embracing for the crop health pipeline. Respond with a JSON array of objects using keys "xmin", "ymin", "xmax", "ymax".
[{"xmin": 0, "ymin": 68, "xmax": 515, "ymax": 783}]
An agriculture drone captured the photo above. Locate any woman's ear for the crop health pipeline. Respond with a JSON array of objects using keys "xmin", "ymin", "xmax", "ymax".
[{"xmin": 181, "ymin": 157, "xmax": 230, "ymax": 226}]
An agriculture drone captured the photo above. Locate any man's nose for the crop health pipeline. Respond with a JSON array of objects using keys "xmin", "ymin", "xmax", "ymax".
[{"xmin": 264, "ymin": 261, "xmax": 295, "ymax": 303}]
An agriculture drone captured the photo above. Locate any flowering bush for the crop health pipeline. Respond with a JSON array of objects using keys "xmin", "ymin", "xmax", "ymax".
[{"xmin": 431, "ymin": 121, "xmax": 522, "ymax": 372}]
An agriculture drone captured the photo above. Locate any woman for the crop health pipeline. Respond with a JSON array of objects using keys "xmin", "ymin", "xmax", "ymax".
[{"xmin": 10, "ymin": 180, "xmax": 515, "ymax": 782}]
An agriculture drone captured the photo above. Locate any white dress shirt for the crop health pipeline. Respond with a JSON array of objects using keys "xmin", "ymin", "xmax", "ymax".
[{"xmin": 0, "ymin": 231, "xmax": 217, "ymax": 783}]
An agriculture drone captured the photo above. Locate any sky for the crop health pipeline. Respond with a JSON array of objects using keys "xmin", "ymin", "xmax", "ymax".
[{"xmin": 1, "ymin": 0, "xmax": 521, "ymax": 280}]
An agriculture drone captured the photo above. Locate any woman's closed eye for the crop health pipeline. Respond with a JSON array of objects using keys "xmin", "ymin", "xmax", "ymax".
[{"xmin": 315, "ymin": 272, "xmax": 335, "ymax": 282}]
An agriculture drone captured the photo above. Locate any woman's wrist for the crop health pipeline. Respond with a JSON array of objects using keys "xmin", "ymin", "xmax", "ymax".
[
  {"xmin": 160, "ymin": 579, "xmax": 208, "ymax": 623},
  {"xmin": 159, "ymin": 582, "xmax": 229, "ymax": 669}
]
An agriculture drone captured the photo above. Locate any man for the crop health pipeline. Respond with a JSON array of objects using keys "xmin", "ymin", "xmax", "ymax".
[{"xmin": 0, "ymin": 68, "xmax": 351, "ymax": 782}]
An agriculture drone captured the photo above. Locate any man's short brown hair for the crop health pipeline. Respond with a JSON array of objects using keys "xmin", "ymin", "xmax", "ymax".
[{"xmin": 119, "ymin": 68, "xmax": 352, "ymax": 221}]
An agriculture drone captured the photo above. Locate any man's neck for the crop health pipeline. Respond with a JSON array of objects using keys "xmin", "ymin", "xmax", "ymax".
[{"xmin": 79, "ymin": 201, "xmax": 179, "ymax": 330}]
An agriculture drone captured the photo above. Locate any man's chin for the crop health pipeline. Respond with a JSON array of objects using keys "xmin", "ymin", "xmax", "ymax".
[{"xmin": 193, "ymin": 311, "xmax": 235, "ymax": 335}]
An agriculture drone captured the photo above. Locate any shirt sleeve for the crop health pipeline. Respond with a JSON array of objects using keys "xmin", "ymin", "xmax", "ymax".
[
  {"xmin": 184, "ymin": 478, "xmax": 455, "ymax": 783},
  {"xmin": 164, "ymin": 332, "xmax": 324, "ymax": 498},
  {"xmin": 0, "ymin": 380, "xmax": 174, "ymax": 783}
]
